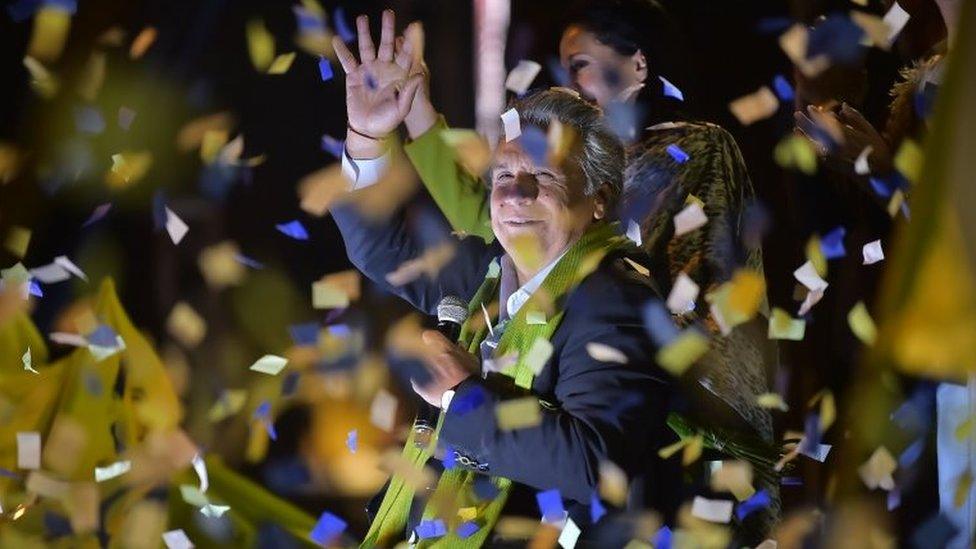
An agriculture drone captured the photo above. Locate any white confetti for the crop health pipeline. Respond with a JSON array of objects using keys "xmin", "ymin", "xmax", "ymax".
[
  {"xmin": 854, "ymin": 145, "xmax": 873, "ymax": 175},
  {"xmin": 585, "ymin": 342, "xmax": 628, "ymax": 364},
  {"xmin": 501, "ymin": 108, "xmax": 521, "ymax": 142},
  {"xmin": 558, "ymin": 517, "xmax": 581, "ymax": 549},
  {"xmin": 793, "ymin": 261, "xmax": 828, "ymax": 292},
  {"xmin": 798, "ymin": 288, "xmax": 825, "ymax": 316},
  {"xmin": 165, "ymin": 207, "xmax": 189, "ymax": 245},
  {"xmin": 799, "ymin": 442, "xmax": 832, "ymax": 462},
  {"xmin": 673, "ymin": 202, "xmax": 707, "ymax": 237},
  {"xmin": 625, "ymin": 219, "xmax": 642, "ymax": 246},
  {"xmin": 666, "ymin": 272, "xmax": 700, "ymax": 314},
  {"xmin": 505, "ymin": 60, "xmax": 542, "ymax": 95},
  {"xmin": 54, "ymin": 255, "xmax": 88, "ymax": 282},
  {"xmin": 17, "ymin": 432, "xmax": 41, "ymax": 470},
  {"xmin": 691, "ymin": 496, "xmax": 734, "ymax": 523},
  {"xmin": 249, "ymin": 354, "xmax": 288, "ymax": 375},
  {"xmin": 882, "ymin": 1, "xmax": 911, "ymax": 47},
  {"xmin": 192, "ymin": 454, "xmax": 209, "ymax": 493},
  {"xmin": 370, "ymin": 389, "xmax": 398, "ymax": 432},
  {"xmin": 862, "ymin": 240, "xmax": 884, "ymax": 265},
  {"xmin": 524, "ymin": 337, "xmax": 554, "ymax": 374},
  {"xmin": 30, "ymin": 262, "xmax": 70, "ymax": 284},
  {"xmin": 22, "ymin": 346, "xmax": 38, "ymax": 374},
  {"xmin": 95, "ymin": 460, "xmax": 132, "ymax": 482},
  {"xmin": 162, "ymin": 529, "xmax": 195, "ymax": 549},
  {"xmin": 50, "ymin": 332, "xmax": 88, "ymax": 347}
]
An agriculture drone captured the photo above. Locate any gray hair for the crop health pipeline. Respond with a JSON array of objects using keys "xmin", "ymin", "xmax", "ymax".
[{"xmin": 510, "ymin": 88, "xmax": 624, "ymax": 210}]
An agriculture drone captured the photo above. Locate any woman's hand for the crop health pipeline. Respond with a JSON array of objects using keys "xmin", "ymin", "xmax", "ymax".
[
  {"xmin": 333, "ymin": 10, "xmax": 422, "ymax": 158},
  {"xmin": 794, "ymin": 103, "xmax": 894, "ymax": 176}
]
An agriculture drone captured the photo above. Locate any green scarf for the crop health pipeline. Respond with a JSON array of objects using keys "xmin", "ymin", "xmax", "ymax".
[{"xmin": 362, "ymin": 222, "xmax": 632, "ymax": 548}]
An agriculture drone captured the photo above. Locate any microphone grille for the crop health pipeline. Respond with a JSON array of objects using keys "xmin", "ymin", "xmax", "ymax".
[{"xmin": 437, "ymin": 295, "xmax": 469, "ymax": 324}]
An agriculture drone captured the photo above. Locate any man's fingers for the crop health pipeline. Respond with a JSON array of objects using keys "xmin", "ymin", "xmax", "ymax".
[
  {"xmin": 332, "ymin": 36, "xmax": 359, "ymax": 73},
  {"xmin": 397, "ymin": 74, "xmax": 424, "ymax": 116},
  {"xmin": 394, "ymin": 36, "xmax": 411, "ymax": 70},
  {"xmin": 404, "ymin": 22, "xmax": 425, "ymax": 68},
  {"xmin": 377, "ymin": 9, "xmax": 395, "ymax": 61},
  {"xmin": 356, "ymin": 15, "xmax": 376, "ymax": 62},
  {"xmin": 421, "ymin": 329, "xmax": 451, "ymax": 348}
]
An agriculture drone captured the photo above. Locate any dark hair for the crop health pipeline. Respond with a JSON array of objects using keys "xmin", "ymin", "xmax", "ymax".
[{"xmin": 563, "ymin": 0, "xmax": 692, "ymax": 126}]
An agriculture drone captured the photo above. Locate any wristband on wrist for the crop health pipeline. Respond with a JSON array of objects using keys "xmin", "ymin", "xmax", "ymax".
[{"xmin": 347, "ymin": 125, "xmax": 384, "ymax": 141}]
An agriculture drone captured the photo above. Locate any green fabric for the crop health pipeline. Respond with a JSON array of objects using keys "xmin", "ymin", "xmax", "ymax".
[
  {"xmin": 362, "ymin": 221, "xmax": 630, "ymax": 548},
  {"xmin": 403, "ymin": 117, "xmax": 494, "ymax": 243}
]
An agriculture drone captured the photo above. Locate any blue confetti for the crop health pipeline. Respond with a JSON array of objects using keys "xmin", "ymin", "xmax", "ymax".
[
  {"xmin": 807, "ymin": 14, "xmax": 865, "ymax": 65},
  {"xmin": 449, "ymin": 386, "xmax": 486, "ymax": 416},
  {"xmin": 321, "ymin": 134, "xmax": 345, "ymax": 159},
  {"xmin": 292, "ymin": 5, "xmax": 325, "ymax": 33},
  {"xmin": 328, "ymin": 324, "xmax": 351, "ymax": 338},
  {"xmin": 415, "ymin": 519, "xmax": 447, "ymax": 540},
  {"xmin": 88, "ymin": 324, "xmax": 119, "ymax": 347},
  {"xmin": 659, "ymin": 76, "xmax": 683, "ymax": 101},
  {"xmin": 535, "ymin": 489, "xmax": 565, "ymax": 523},
  {"xmin": 234, "ymin": 253, "xmax": 265, "ymax": 269},
  {"xmin": 652, "ymin": 526, "xmax": 672, "ymax": 549},
  {"xmin": 118, "ymin": 107, "xmax": 136, "ymax": 130},
  {"xmin": 590, "ymin": 492, "xmax": 606, "ymax": 523},
  {"xmin": 780, "ymin": 476, "xmax": 803, "ymax": 486},
  {"xmin": 44, "ymin": 511, "xmax": 73, "ymax": 537},
  {"xmin": 346, "ymin": 430, "xmax": 357, "ymax": 454},
  {"xmin": 281, "ymin": 371, "xmax": 300, "ymax": 396},
  {"xmin": 899, "ymin": 438, "xmax": 925, "ymax": 468},
  {"xmin": 456, "ymin": 521, "xmax": 480, "ymax": 539},
  {"xmin": 642, "ymin": 300, "xmax": 679, "ymax": 347},
  {"xmin": 736, "ymin": 489, "xmax": 771, "ymax": 521},
  {"xmin": 276, "ymin": 220, "xmax": 309, "ymax": 241},
  {"xmin": 254, "ymin": 401, "xmax": 277, "ymax": 441},
  {"xmin": 152, "ymin": 190, "xmax": 168, "ymax": 231},
  {"xmin": 666, "ymin": 144, "xmax": 689, "ymax": 164},
  {"xmin": 332, "ymin": 6, "xmax": 356, "ymax": 43},
  {"xmin": 887, "ymin": 486, "xmax": 901, "ymax": 511},
  {"xmin": 318, "ymin": 57, "xmax": 334, "ymax": 82},
  {"xmin": 772, "ymin": 74, "xmax": 794, "ymax": 101},
  {"xmin": 0, "ymin": 468, "xmax": 20, "ymax": 478},
  {"xmin": 309, "ymin": 511, "xmax": 347, "ymax": 546},
  {"xmin": 28, "ymin": 280, "xmax": 43, "ymax": 297},
  {"xmin": 75, "ymin": 106, "xmax": 106, "ymax": 135},
  {"xmin": 82, "ymin": 203, "xmax": 112, "ymax": 228},
  {"xmin": 820, "ymin": 226, "xmax": 846, "ymax": 259},
  {"xmin": 289, "ymin": 322, "xmax": 320, "ymax": 346}
]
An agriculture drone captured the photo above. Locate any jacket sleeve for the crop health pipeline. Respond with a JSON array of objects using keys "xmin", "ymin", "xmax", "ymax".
[
  {"xmin": 403, "ymin": 116, "xmax": 495, "ymax": 243},
  {"xmin": 438, "ymin": 270, "xmax": 673, "ymax": 504},
  {"xmin": 330, "ymin": 194, "xmax": 497, "ymax": 316}
]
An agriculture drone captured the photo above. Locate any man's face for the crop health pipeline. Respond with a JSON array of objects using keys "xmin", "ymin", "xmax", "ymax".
[{"xmin": 489, "ymin": 140, "xmax": 602, "ymax": 278}]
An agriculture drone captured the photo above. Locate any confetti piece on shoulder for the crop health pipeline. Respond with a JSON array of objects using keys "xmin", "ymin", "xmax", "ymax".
[
  {"xmin": 165, "ymin": 207, "xmax": 189, "ymax": 244},
  {"xmin": 167, "ymin": 302, "xmax": 207, "ymax": 348},
  {"xmin": 130, "ymin": 27, "xmax": 157, "ymax": 59},
  {"xmin": 501, "ymin": 108, "xmax": 521, "ymax": 142},
  {"xmin": 768, "ymin": 308, "xmax": 805, "ymax": 340},
  {"xmin": 246, "ymin": 19, "xmax": 275, "ymax": 71},
  {"xmin": 370, "ymin": 389, "xmax": 398, "ymax": 432},
  {"xmin": 250, "ymin": 354, "xmax": 288, "ymax": 375},
  {"xmin": 496, "ymin": 397, "xmax": 541, "ymax": 430},
  {"xmin": 276, "ymin": 220, "xmax": 309, "ymax": 240},
  {"xmin": 267, "ymin": 52, "xmax": 297, "ymax": 74},
  {"xmin": 590, "ymin": 493, "xmax": 607, "ymax": 523},
  {"xmin": 17, "ymin": 432, "xmax": 41, "ymax": 469},
  {"xmin": 691, "ymin": 496, "xmax": 734, "ymax": 523},
  {"xmin": 586, "ymin": 342, "xmax": 628, "ymax": 364},
  {"xmin": 656, "ymin": 329, "xmax": 709, "ymax": 375},
  {"xmin": 729, "ymin": 87, "xmax": 779, "ymax": 125},
  {"xmin": 659, "ymin": 76, "xmax": 684, "ymax": 101},
  {"xmin": 666, "ymin": 144, "xmax": 689, "ymax": 163},
  {"xmin": 162, "ymin": 529, "xmax": 194, "ymax": 549},
  {"xmin": 524, "ymin": 309, "xmax": 547, "ymax": 325},
  {"xmin": 506, "ymin": 60, "xmax": 542, "ymax": 94},
  {"xmin": 673, "ymin": 202, "xmax": 707, "ymax": 236},
  {"xmin": 94, "ymin": 460, "xmax": 131, "ymax": 482},
  {"xmin": 862, "ymin": 239, "xmax": 884, "ymax": 265},
  {"xmin": 848, "ymin": 301, "xmax": 877, "ymax": 345},
  {"xmin": 558, "ymin": 518, "xmax": 582, "ymax": 548}
]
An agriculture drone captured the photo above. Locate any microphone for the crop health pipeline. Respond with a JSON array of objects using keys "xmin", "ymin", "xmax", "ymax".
[{"xmin": 413, "ymin": 296, "xmax": 469, "ymax": 449}]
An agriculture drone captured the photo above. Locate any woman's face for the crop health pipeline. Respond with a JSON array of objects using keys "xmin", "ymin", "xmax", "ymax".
[{"xmin": 559, "ymin": 25, "xmax": 647, "ymax": 107}]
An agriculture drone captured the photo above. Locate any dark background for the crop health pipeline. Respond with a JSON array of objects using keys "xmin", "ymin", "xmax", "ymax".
[{"xmin": 0, "ymin": 0, "xmax": 937, "ymax": 539}]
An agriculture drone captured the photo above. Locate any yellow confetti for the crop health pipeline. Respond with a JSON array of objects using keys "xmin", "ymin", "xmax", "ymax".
[
  {"xmin": 523, "ymin": 337, "xmax": 554, "ymax": 375},
  {"xmin": 267, "ymin": 52, "xmax": 297, "ymax": 74},
  {"xmin": 508, "ymin": 233, "xmax": 544, "ymax": 275},
  {"xmin": 28, "ymin": 6, "xmax": 71, "ymax": 63},
  {"xmin": 4, "ymin": 226, "xmax": 31, "ymax": 258},
  {"xmin": 385, "ymin": 241, "xmax": 456, "ymax": 287},
  {"xmin": 379, "ymin": 450, "xmax": 436, "ymax": 491},
  {"xmin": 23, "ymin": 55, "xmax": 59, "ymax": 98},
  {"xmin": 894, "ymin": 139, "xmax": 923, "ymax": 184},
  {"xmin": 312, "ymin": 270, "xmax": 361, "ymax": 309},
  {"xmin": 623, "ymin": 257, "xmax": 650, "ymax": 278},
  {"xmin": 107, "ymin": 151, "xmax": 153, "ymax": 188},
  {"xmin": 887, "ymin": 189, "xmax": 905, "ymax": 218},
  {"xmin": 457, "ymin": 507, "xmax": 478, "ymax": 521},
  {"xmin": 658, "ymin": 438, "xmax": 691, "ymax": 460},
  {"xmin": 495, "ymin": 397, "xmax": 541, "ymax": 430},
  {"xmin": 176, "ymin": 112, "xmax": 235, "ymax": 151},
  {"xmin": 805, "ymin": 235, "xmax": 827, "ymax": 277},
  {"xmin": 683, "ymin": 434, "xmax": 704, "ymax": 466},
  {"xmin": 77, "ymin": 51, "xmax": 106, "ymax": 101},
  {"xmin": 954, "ymin": 471, "xmax": 973, "ymax": 509},
  {"xmin": 768, "ymin": 307, "xmax": 806, "ymax": 341},
  {"xmin": 756, "ymin": 392, "xmax": 790, "ymax": 411},
  {"xmin": 129, "ymin": 26, "xmax": 157, "ymax": 59},
  {"xmin": 656, "ymin": 330, "xmax": 709, "ymax": 375},
  {"xmin": 778, "ymin": 24, "xmax": 830, "ymax": 77},
  {"xmin": 207, "ymin": 389, "xmax": 247, "ymax": 422},
  {"xmin": 585, "ymin": 342, "xmax": 628, "ymax": 364},
  {"xmin": 710, "ymin": 460, "xmax": 755, "ymax": 501},
  {"xmin": 166, "ymin": 302, "xmax": 207, "ymax": 348},
  {"xmin": 774, "ymin": 134, "xmax": 818, "ymax": 175},
  {"xmin": 707, "ymin": 270, "xmax": 765, "ymax": 330},
  {"xmin": 0, "ymin": 142, "xmax": 24, "ymax": 183},
  {"xmin": 298, "ymin": 165, "xmax": 352, "ymax": 216},
  {"xmin": 246, "ymin": 19, "xmax": 276, "ymax": 72},
  {"xmin": 525, "ymin": 309, "xmax": 547, "ymax": 325},
  {"xmin": 858, "ymin": 446, "xmax": 896, "ymax": 490},
  {"xmin": 955, "ymin": 416, "xmax": 974, "ymax": 442},
  {"xmin": 818, "ymin": 390, "xmax": 836, "ymax": 433},
  {"xmin": 729, "ymin": 86, "xmax": 779, "ymax": 126},
  {"xmin": 599, "ymin": 461, "xmax": 629, "ymax": 506},
  {"xmin": 848, "ymin": 301, "xmax": 877, "ymax": 345},
  {"xmin": 200, "ymin": 129, "xmax": 229, "ymax": 164},
  {"xmin": 198, "ymin": 241, "xmax": 246, "ymax": 289},
  {"xmin": 546, "ymin": 118, "xmax": 578, "ymax": 168}
]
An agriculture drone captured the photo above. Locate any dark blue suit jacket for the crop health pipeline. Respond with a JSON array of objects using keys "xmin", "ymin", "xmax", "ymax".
[{"xmin": 332, "ymin": 198, "xmax": 682, "ymax": 536}]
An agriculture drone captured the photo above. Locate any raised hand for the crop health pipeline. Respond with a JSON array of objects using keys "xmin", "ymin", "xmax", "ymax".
[{"xmin": 333, "ymin": 10, "xmax": 422, "ymax": 157}]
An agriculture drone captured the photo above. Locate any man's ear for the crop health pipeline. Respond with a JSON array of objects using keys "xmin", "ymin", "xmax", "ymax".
[
  {"xmin": 593, "ymin": 183, "xmax": 612, "ymax": 220},
  {"xmin": 632, "ymin": 49, "xmax": 648, "ymax": 83}
]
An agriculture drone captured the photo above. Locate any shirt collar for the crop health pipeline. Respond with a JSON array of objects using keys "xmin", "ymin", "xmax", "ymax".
[{"xmin": 498, "ymin": 248, "xmax": 568, "ymax": 320}]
